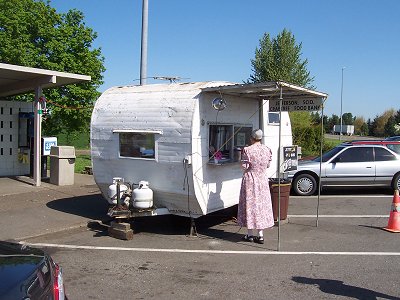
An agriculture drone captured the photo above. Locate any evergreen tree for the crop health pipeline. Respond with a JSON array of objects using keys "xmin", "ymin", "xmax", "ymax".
[
  {"xmin": 360, "ymin": 122, "xmax": 369, "ymax": 136},
  {"xmin": 248, "ymin": 29, "xmax": 316, "ymax": 150},
  {"xmin": 325, "ymin": 114, "xmax": 339, "ymax": 133},
  {"xmin": 249, "ymin": 29, "xmax": 314, "ymax": 88},
  {"xmin": 341, "ymin": 112, "xmax": 354, "ymax": 125},
  {"xmin": 384, "ymin": 116, "xmax": 396, "ymax": 137},
  {"xmin": 367, "ymin": 118, "xmax": 374, "ymax": 137},
  {"xmin": 353, "ymin": 116, "xmax": 367, "ymax": 135},
  {"xmin": 394, "ymin": 109, "xmax": 400, "ymax": 134},
  {"xmin": 371, "ymin": 109, "xmax": 395, "ymax": 137}
]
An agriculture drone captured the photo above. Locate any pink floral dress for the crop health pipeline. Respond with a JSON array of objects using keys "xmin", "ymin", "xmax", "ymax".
[{"xmin": 237, "ymin": 143, "xmax": 274, "ymax": 229}]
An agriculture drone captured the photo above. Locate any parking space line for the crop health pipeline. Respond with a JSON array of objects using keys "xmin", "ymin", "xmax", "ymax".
[
  {"xmin": 292, "ymin": 195, "xmax": 392, "ymax": 199},
  {"xmin": 288, "ymin": 215, "xmax": 388, "ymax": 218},
  {"xmin": 22, "ymin": 242, "xmax": 400, "ymax": 256}
]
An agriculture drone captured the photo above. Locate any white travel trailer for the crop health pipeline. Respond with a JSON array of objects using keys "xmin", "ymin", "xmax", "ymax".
[{"xmin": 91, "ymin": 81, "xmax": 324, "ymax": 218}]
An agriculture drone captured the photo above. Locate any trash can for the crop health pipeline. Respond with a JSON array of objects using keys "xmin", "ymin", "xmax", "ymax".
[
  {"xmin": 234, "ymin": 147, "xmax": 242, "ymax": 162},
  {"xmin": 50, "ymin": 146, "xmax": 75, "ymax": 186},
  {"xmin": 269, "ymin": 178, "xmax": 291, "ymax": 222}
]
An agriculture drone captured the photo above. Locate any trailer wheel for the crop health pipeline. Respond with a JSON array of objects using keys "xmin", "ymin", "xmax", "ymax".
[{"xmin": 293, "ymin": 173, "xmax": 317, "ymax": 196}]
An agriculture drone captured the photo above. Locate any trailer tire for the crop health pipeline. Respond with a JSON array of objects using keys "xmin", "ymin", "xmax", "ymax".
[{"xmin": 293, "ymin": 173, "xmax": 317, "ymax": 196}]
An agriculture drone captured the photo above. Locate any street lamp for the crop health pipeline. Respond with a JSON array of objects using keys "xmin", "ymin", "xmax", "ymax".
[
  {"xmin": 339, "ymin": 67, "xmax": 345, "ymax": 141},
  {"xmin": 140, "ymin": 0, "xmax": 148, "ymax": 85}
]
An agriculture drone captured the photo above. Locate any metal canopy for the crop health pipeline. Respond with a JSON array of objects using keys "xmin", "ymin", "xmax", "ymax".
[
  {"xmin": 0, "ymin": 63, "xmax": 91, "ymax": 97},
  {"xmin": 201, "ymin": 81, "xmax": 328, "ymax": 100},
  {"xmin": 0, "ymin": 63, "xmax": 91, "ymax": 187},
  {"xmin": 203, "ymin": 80, "xmax": 329, "ymax": 251}
]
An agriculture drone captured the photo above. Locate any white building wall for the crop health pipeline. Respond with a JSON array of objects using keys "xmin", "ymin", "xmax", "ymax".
[{"xmin": 0, "ymin": 100, "xmax": 33, "ymax": 176}]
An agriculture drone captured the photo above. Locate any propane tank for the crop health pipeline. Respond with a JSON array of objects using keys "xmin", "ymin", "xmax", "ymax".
[
  {"xmin": 107, "ymin": 177, "xmax": 128, "ymax": 205},
  {"xmin": 132, "ymin": 181, "xmax": 153, "ymax": 209}
]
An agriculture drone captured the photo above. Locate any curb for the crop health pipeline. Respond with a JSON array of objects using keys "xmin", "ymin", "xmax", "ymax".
[{"xmin": 18, "ymin": 222, "xmax": 91, "ymax": 242}]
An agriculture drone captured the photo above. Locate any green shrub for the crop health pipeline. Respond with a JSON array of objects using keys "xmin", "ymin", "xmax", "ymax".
[
  {"xmin": 293, "ymin": 126, "xmax": 322, "ymax": 156},
  {"xmin": 55, "ymin": 131, "xmax": 90, "ymax": 149},
  {"xmin": 75, "ymin": 154, "xmax": 91, "ymax": 173}
]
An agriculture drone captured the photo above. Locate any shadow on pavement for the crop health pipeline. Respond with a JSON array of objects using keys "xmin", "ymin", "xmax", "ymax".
[
  {"xmin": 292, "ymin": 276, "xmax": 400, "ymax": 300},
  {"xmin": 358, "ymin": 224, "xmax": 387, "ymax": 231},
  {"xmin": 46, "ymin": 193, "xmax": 109, "ymax": 221},
  {"xmin": 130, "ymin": 206, "xmax": 239, "ymax": 234},
  {"xmin": 47, "ymin": 194, "xmax": 244, "ymax": 241},
  {"xmin": 83, "ymin": 205, "xmax": 242, "ymax": 240}
]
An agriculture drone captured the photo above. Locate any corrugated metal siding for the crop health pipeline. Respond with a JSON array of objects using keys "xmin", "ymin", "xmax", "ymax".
[
  {"xmin": 91, "ymin": 82, "xmax": 224, "ymax": 216},
  {"xmin": 90, "ymin": 81, "xmax": 284, "ymax": 216},
  {"xmin": 91, "ymin": 84, "xmax": 203, "ymax": 163}
]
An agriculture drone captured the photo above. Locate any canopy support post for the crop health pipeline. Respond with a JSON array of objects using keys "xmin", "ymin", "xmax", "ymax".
[
  {"xmin": 33, "ymin": 86, "xmax": 42, "ymax": 186},
  {"xmin": 316, "ymin": 101, "xmax": 325, "ymax": 227},
  {"xmin": 277, "ymin": 86, "xmax": 283, "ymax": 251}
]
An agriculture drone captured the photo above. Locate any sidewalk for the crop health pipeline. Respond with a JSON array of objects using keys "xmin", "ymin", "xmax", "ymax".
[{"xmin": 0, "ymin": 174, "xmax": 109, "ymax": 241}]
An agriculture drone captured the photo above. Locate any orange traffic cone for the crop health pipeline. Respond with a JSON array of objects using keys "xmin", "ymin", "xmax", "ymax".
[{"xmin": 383, "ymin": 190, "xmax": 400, "ymax": 233}]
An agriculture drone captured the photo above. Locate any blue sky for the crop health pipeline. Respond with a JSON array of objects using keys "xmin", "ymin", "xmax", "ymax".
[{"xmin": 50, "ymin": 0, "xmax": 400, "ymax": 120}]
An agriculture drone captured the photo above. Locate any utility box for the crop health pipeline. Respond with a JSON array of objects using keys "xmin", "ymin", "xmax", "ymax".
[{"xmin": 50, "ymin": 146, "xmax": 75, "ymax": 186}]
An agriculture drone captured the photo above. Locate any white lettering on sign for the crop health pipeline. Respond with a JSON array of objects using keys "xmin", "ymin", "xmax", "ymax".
[
  {"xmin": 45, "ymin": 141, "xmax": 57, "ymax": 150},
  {"xmin": 42, "ymin": 137, "xmax": 58, "ymax": 155},
  {"xmin": 269, "ymin": 98, "xmax": 322, "ymax": 112}
]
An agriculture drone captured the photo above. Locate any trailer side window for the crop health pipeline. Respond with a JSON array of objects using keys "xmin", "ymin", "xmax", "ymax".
[
  {"xmin": 119, "ymin": 132, "xmax": 155, "ymax": 159},
  {"xmin": 268, "ymin": 112, "xmax": 280, "ymax": 124}
]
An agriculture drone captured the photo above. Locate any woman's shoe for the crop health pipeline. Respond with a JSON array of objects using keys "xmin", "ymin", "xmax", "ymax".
[
  {"xmin": 254, "ymin": 236, "xmax": 264, "ymax": 244},
  {"xmin": 242, "ymin": 235, "xmax": 254, "ymax": 242}
]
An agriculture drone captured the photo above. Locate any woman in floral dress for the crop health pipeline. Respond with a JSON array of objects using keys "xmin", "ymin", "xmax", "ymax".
[{"xmin": 237, "ymin": 129, "xmax": 274, "ymax": 244}]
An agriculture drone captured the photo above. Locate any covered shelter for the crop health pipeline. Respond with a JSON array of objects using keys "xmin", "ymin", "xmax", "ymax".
[{"xmin": 0, "ymin": 63, "xmax": 91, "ymax": 186}]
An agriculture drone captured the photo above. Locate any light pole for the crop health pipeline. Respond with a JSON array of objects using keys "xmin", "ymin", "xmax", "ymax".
[
  {"xmin": 339, "ymin": 67, "xmax": 345, "ymax": 141},
  {"xmin": 140, "ymin": 0, "xmax": 148, "ymax": 85}
]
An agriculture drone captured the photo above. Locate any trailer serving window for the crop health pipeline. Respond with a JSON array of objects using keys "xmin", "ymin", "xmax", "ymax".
[
  {"xmin": 114, "ymin": 130, "xmax": 162, "ymax": 159},
  {"xmin": 208, "ymin": 124, "xmax": 252, "ymax": 163}
]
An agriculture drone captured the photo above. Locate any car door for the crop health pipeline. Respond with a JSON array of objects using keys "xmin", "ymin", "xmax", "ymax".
[
  {"xmin": 374, "ymin": 146, "xmax": 400, "ymax": 186},
  {"xmin": 324, "ymin": 146, "xmax": 375, "ymax": 186}
]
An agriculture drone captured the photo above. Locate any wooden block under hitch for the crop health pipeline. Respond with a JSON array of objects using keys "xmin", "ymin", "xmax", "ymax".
[{"xmin": 108, "ymin": 222, "xmax": 133, "ymax": 240}]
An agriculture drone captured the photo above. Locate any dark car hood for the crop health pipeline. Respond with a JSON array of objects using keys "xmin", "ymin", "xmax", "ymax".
[{"xmin": 0, "ymin": 241, "xmax": 48, "ymax": 299}]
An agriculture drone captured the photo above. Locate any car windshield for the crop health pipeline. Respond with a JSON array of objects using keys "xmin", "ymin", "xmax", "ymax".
[{"xmin": 312, "ymin": 146, "xmax": 345, "ymax": 162}]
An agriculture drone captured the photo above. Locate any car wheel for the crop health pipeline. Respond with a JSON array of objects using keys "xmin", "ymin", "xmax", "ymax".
[
  {"xmin": 293, "ymin": 173, "xmax": 317, "ymax": 196},
  {"xmin": 393, "ymin": 173, "xmax": 400, "ymax": 191}
]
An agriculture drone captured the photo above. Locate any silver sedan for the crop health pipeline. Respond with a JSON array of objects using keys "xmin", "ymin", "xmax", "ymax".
[{"xmin": 288, "ymin": 144, "xmax": 400, "ymax": 196}]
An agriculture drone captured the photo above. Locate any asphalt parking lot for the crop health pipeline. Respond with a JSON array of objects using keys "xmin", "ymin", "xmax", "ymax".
[{"xmin": 1, "ymin": 174, "xmax": 399, "ymax": 299}]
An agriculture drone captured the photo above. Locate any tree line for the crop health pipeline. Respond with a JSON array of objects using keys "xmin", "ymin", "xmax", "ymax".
[{"xmin": 311, "ymin": 109, "xmax": 400, "ymax": 138}]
